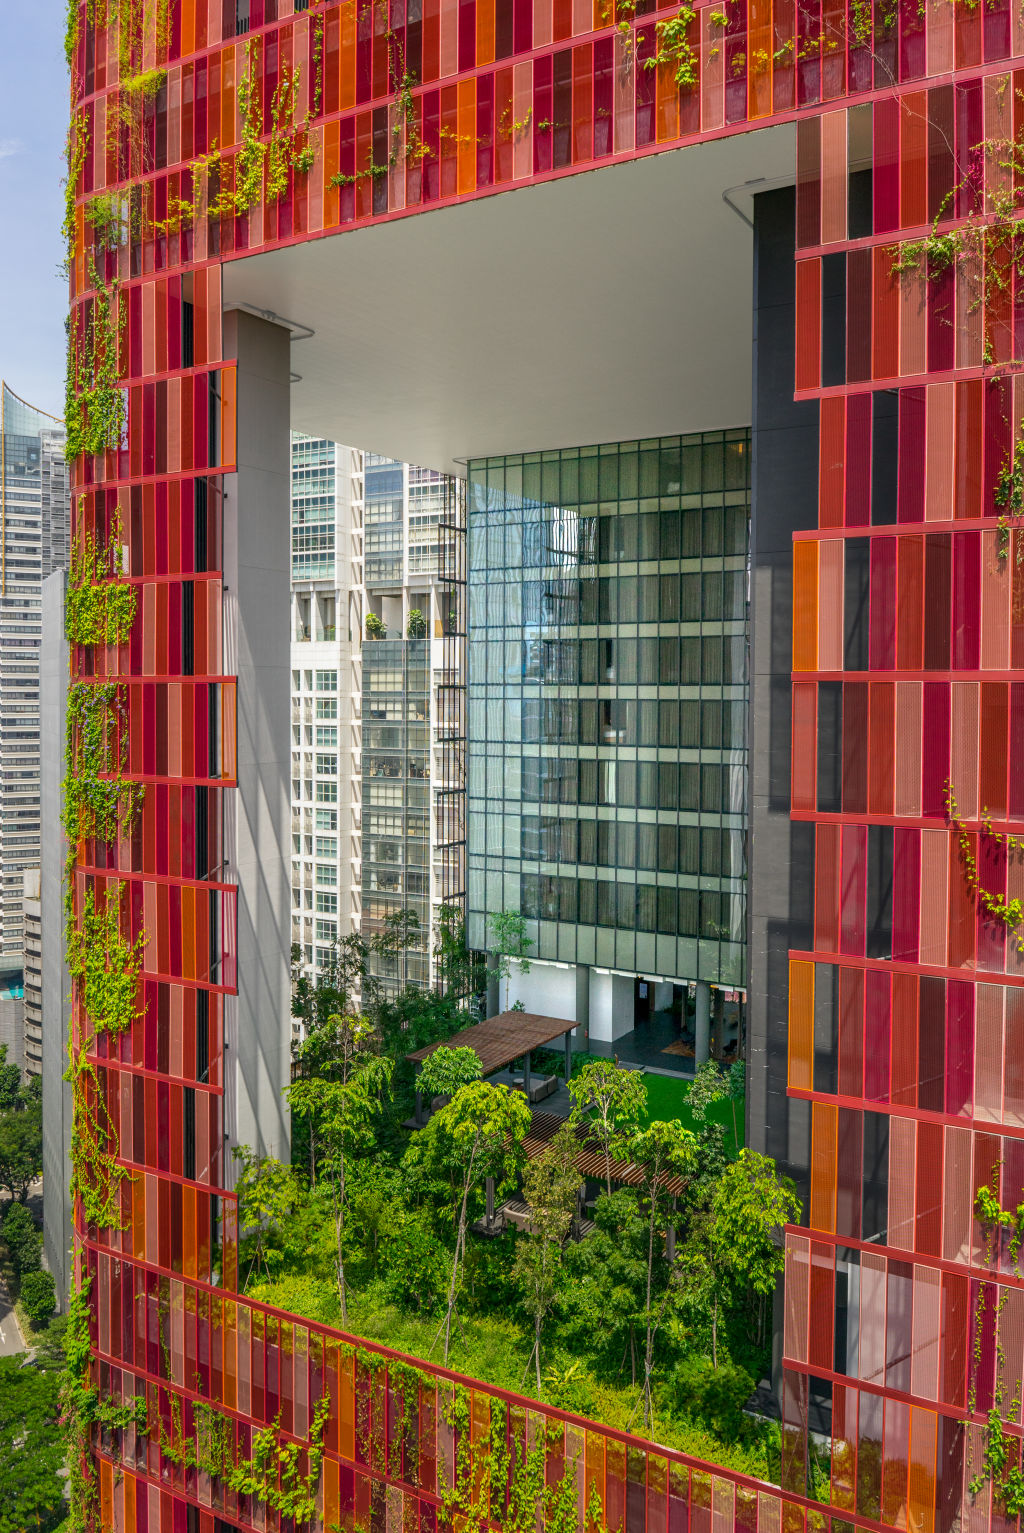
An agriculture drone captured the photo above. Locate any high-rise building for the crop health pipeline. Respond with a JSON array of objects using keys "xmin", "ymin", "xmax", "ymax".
[
  {"xmin": 21, "ymin": 867, "xmax": 42, "ymax": 1076},
  {"xmin": 0, "ymin": 385, "xmax": 68, "ymax": 977},
  {"xmin": 65, "ymin": 7, "xmax": 1024, "ymax": 1533},
  {"xmin": 290, "ymin": 435, "xmax": 362, "ymax": 1003},
  {"xmin": 466, "ymin": 433, "xmax": 748, "ymax": 1054},
  {"xmin": 290, "ymin": 441, "xmax": 466, "ymax": 1004},
  {"xmin": 360, "ymin": 456, "xmax": 466, "ymax": 994}
]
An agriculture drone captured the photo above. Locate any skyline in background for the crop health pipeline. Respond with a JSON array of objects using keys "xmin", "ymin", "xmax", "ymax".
[{"xmin": 0, "ymin": 7, "xmax": 69, "ymax": 417}]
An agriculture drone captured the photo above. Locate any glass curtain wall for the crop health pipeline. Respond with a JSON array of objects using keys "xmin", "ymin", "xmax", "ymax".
[{"xmin": 466, "ymin": 432, "xmax": 749, "ymax": 989}]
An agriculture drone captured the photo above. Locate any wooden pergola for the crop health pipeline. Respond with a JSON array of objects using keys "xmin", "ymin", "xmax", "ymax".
[
  {"xmin": 407, "ymin": 1010, "xmax": 578, "ymax": 1123},
  {"xmin": 522, "ymin": 1110, "xmax": 686, "ymax": 1196}
]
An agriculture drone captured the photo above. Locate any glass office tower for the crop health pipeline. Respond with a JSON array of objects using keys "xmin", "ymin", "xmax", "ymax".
[{"xmin": 466, "ymin": 432, "xmax": 749, "ymax": 1044}]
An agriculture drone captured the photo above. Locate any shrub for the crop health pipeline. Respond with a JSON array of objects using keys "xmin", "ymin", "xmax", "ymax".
[
  {"xmin": 365, "ymin": 612, "xmax": 386, "ymax": 640},
  {"xmin": 406, "ymin": 608, "xmax": 426, "ymax": 638},
  {"xmin": 20, "ymin": 1269, "xmax": 56, "ymax": 1330},
  {"xmin": 380, "ymin": 1211, "xmax": 448, "ymax": 1315},
  {"xmin": 2, "ymin": 1201, "xmax": 41, "ymax": 1278},
  {"xmin": 543, "ymin": 1358, "xmax": 596, "ymax": 1416},
  {"xmin": 660, "ymin": 1354, "xmax": 755, "ymax": 1439}
]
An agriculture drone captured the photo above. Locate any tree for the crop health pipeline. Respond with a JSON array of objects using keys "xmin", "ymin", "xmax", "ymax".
[
  {"xmin": 290, "ymin": 909, "xmax": 418, "ymax": 1052},
  {"xmin": 560, "ymin": 1190, "xmax": 650, "ymax": 1385},
  {"xmin": 426, "ymin": 1079, "xmax": 531, "ymax": 1362},
  {"xmin": 2, "ymin": 1201, "xmax": 40, "ymax": 1280},
  {"xmin": 20, "ymin": 1269, "xmax": 56, "ymax": 1330},
  {"xmin": 418, "ymin": 1045, "xmax": 481, "ymax": 1101},
  {"xmin": 513, "ymin": 1123, "xmax": 579, "ymax": 1393},
  {"xmin": 233, "ymin": 1147, "xmax": 297, "ymax": 1282},
  {"xmin": 705, "ymin": 1148, "xmax": 801, "ymax": 1354},
  {"xmin": 406, "ymin": 607, "xmax": 426, "ymax": 638},
  {"xmin": 434, "ymin": 902, "xmax": 485, "ymax": 1006},
  {"xmin": 631, "ymin": 1118, "xmax": 699, "ymax": 1427},
  {"xmin": 726, "ymin": 1060, "xmax": 745, "ymax": 1149},
  {"xmin": 0, "ymin": 1047, "xmax": 20, "ymax": 1114},
  {"xmin": 567, "ymin": 1057, "xmax": 647, "ymax": 1194},
  {"xmin": 486, "ymin": 909, "xmax": 533, "ymax": 1012},
  {"xmin": 0, "ymin": 1355, "xmax": 65, "ymax": 1532},
  {"xmin": 0, "ymin": 1098, "xmax": 42, "ymax": 1204},
  {"xmin": 687, "ymin": 1059, "xmax": 728, "ymax": 1125},
  {"xmin": 287, "ymin": 1012, "xmax": 393, "ymax": 1325}
]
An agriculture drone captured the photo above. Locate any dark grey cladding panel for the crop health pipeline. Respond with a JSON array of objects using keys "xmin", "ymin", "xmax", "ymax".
[{"xmin": 748, "ymin": 184, "xmax": 819, "ymax": 1212}]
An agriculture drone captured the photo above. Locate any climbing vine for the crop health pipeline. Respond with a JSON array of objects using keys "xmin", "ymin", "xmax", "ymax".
[
  {"xmin": 946, "ymin": 781, "xmax": 1024, "ymax": 954},
  {"xmin": 65, "ymin": 514, "xmax": 137, "ymax": 647},
  {"xmin": 330, "ymin": 29, "xmax": 428, "ymax": 189},
  {"xmin": 892, "ymin": 129, "xmax": 1024, "ymax": 368},
  {"xmin": 156, "ymin": 21, "xmax": 323, "ymax": 237},
  {"xmin": 60, "ymin": 1261, "xmax": 102, "ymax": 1533},
  {"xmin": 437, "ymin": 1383, "xmax": 608, "ymax": 1533},
  {"xmin": 969, "ymin": 1179, "xmax": 1024, "ymax": 1514},
  {"xmin": 62, "ymin": 660, "xmax": 145, "ymax": 1230},
  {"xmin": 995, "ymin": 432, "xmax": 1024, "ymax": 562},
  {"xmin": 65, "ymin": 263, "xmax": 125, "ymax": 461},
  {"xmin": 154, "ymin": 1377, "xmax": 331, "ymax": 1523},
  {"xmin": 63, "ymin": 681, "xmax": 141, "ymax": 851},
  {"xmin": 63, "ymin": 111, "xmax": 90, "ymax": 257},
  {"xmin": 64, "ymin": 884, "xmax": 146, "ymax": 1229}
]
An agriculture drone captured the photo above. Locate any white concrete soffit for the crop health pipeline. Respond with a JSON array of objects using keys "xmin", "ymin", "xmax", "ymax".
[{"xmin": 223, "ymin": 123, "xmax": 795, "ymax": 475}]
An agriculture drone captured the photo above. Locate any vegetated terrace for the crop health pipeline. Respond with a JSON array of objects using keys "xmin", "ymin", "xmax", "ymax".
[{"xmin": 237, "ymin": 909, "xmax": 797, "ymax": 1484}]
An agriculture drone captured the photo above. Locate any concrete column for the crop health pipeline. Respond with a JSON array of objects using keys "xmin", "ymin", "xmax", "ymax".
[
  {"xmin": 222, "ymin": 310, "xmax": 292, "ymax": 1165},
  {"xmin": 695, "ymin": 979, "xmax": 711, "ymax": 1065},
  {"xmin": 575, "ymin": 962, "xmax": 590, "ymax": 1046}
]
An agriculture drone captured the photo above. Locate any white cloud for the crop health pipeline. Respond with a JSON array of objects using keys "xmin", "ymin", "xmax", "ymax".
[{"xmin": 0, "ymin": 140, "xmax": 22, "ymax": 160}]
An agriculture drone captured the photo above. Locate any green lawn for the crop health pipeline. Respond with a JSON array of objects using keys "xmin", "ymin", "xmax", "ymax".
[{"xmin": 641, "ymin": 1072, "xmax": 745, "ymax": 1155}]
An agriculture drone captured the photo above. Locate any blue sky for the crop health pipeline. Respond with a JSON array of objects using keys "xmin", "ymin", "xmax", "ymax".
[{"xmin": 0, "ymin": 6, "xmax": 71, "ymax": 417}]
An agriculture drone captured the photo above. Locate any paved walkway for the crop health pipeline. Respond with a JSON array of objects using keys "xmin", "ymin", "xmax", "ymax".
[{"xmin": 0, "ymin": 1272, "xmax": 24, "ymax": 1356}]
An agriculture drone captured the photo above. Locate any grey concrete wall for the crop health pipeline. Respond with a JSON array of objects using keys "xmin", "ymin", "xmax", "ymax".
[
  {"xmin": 221, "ymin": 310, "xmax": 292, "ymax": 1169},
  {"xmin": 747, "ymin": 187, "xmax": 818, "ymax": 1204},
  {"xmin": 40, "ymin": 570, "xmax": 72, "ymax": 1305}
]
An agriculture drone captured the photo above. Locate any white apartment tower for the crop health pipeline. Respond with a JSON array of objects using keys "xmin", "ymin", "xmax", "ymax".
[
  {"xmin": 0, "ymin": 385, "xmax": 69, "ymax": 978},
  {"xmin": 290, "ymin": 439, "xmax": 466, "ymax": 1002}
]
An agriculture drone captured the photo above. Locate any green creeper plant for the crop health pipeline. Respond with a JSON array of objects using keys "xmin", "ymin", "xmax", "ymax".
[
  {"xmin": 65, "ymin": 515, "xmax": 137, "ymax": 646},
  {"xmin": 155, "ymin": 1373, "xmax": 330, "ymax": 1523},
  {"xmin": 63, "ymin": 111, "xmax": 90, "ymax": 257},
  {"xmin": 567, "ymin": 1055, "xmax": 647, "ymax": 1194},
  {"xmin": 65, "ymin": 264, "xmax": 124, "ymax": 461},
  {"xmin": 83, "ymin": 191, "xmax": 126, "ymax": 251},
  {"xmin": 644, "ymin": 5, "xmax": 699, "ymax": 88},
  {"xmin": 995, "ymin": 432, "xmax": 1024, "ymax": 562},
  {"xmin": 59, "ymin": 1260, "xmax": 102, "ymax": 1533},
  {"xmin": 946, "ymin": 781, "xmax": 1024, "ymax": 954},
  {"xmin": 65, "ymin": 885, "xmax": 146, "ymax": 1229}
]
